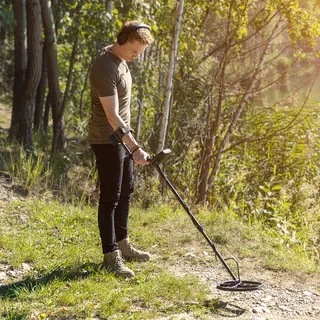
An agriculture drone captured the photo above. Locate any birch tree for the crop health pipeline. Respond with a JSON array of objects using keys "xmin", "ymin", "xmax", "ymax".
[{"xmin": 156, "ymin": 0, "xmax": 184, "ymax": 155}]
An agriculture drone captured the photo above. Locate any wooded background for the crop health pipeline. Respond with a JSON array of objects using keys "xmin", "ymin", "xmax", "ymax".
[{"xmin": 1, "ymin": 0, "xmax": 320, "ymax": 233}]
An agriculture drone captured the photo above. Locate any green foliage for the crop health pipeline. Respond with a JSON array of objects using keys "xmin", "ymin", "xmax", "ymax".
[
  {"xmin": 0, "ymin": 146, "xmax": 51, "ymax": 193},
  {"xmin": 267, "ymin": 0, "xmax": 320, "ymax": 47},
  {"xmin": 0, "ymin": 135, "xmax": 97, "ymax": 205},
  {"xmin": 209, "ymin": 101, "xmax": 320, "ymax": 265}
]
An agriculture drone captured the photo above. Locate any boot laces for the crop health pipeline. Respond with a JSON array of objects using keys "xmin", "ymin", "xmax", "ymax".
[
  {"xmin": 114, "ymin": 252, "xmax": 126, "ymax": 268},
  {"xmin": 127, "ymin": 241, "xmax": 135, "ymax": 252}
]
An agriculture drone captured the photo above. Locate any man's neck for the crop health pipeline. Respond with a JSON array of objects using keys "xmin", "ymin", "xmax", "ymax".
[{"xmin": 110, "ymin": 43, "xmax": 124, "ymax": 61}]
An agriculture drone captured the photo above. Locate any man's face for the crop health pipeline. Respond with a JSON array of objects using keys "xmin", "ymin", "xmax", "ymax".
[{"xmin": 122, "ymin": 40, "xmax": 147, "ymax": 61}]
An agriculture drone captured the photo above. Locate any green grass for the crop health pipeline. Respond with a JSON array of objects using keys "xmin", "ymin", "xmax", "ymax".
[
  {"xmin": 0, "ymin": 201, "xmax": 211, "ymax": 319},
  {"xmin": 0, "ymin": 199, "xmax": 319, "ymax": 319}
]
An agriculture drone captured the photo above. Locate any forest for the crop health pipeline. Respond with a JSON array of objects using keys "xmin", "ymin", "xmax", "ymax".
[{"xmin": 1, "ymin": 0, "xmax": 320, "ymax": 270}]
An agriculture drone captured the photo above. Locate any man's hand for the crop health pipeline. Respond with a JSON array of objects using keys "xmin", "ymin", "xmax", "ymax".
[{"xmin": 132, "ymin": 148, "xmax": 149, "ymax": 165}]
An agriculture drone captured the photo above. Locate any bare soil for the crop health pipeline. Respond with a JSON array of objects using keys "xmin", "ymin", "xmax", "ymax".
[{"xmin": 165, "ymin": 252, "xmax": 320, "ymax": 319}]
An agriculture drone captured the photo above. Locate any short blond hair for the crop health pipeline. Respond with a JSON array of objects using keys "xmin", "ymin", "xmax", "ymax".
[{"xmin": 121, "ymin": 21, "xmax": 154, "ymax": 45}]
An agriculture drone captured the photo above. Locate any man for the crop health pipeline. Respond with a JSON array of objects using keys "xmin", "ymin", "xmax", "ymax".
[{"xmin": 88, "ymin": 21, "xmax": 154, "ymax": 278}]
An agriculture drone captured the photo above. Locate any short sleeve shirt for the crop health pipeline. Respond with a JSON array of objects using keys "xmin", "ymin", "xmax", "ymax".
[{"xmin": 88, "ymin": 47, "xmax": 132, "ymax": 144}]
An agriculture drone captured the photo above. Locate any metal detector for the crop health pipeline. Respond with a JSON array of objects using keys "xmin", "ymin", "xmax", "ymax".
[{"xmin": 109, "ymin": 133, "xmax": 263, "ymax": 292}]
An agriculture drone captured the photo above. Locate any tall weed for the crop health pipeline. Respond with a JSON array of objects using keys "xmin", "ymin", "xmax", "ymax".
[{"xmin": 1, "ymin": 146, "xmax": 51, "ymax": 194}]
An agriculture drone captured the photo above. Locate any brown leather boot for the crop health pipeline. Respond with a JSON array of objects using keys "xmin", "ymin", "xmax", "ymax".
[{"xmin": 117, "ymin": 237, "xmax": 151, "ymax": 261}]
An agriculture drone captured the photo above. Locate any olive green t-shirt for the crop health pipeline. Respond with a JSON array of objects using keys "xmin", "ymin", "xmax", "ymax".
[{"xmin": 88, "ymin": 47, "xmax": 132, "ymax": 144}]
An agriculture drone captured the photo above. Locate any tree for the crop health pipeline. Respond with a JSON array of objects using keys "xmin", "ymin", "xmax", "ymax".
[
  {"xmin": 9, "ymin": 0, "xmax": 27, "ymax": 141},
  {"xmin": 40, "ymin": 0, "xmax": 65, "ymax": 155},
  {"xmin": 195, "ymin": 0, "xmax": 320, "ymax": 203},
  {"xmin": 17, "ymin": 0, "xmax": 42, "ymax": 149},
  {"xmin": 156, "ymin": 0, "xmax": 184, "ymax": 155},
  {"xmin": 34, "ymin": 44, "xmax": 47, "ymax": 132}
]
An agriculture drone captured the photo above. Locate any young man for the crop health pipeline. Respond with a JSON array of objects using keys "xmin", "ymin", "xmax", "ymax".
[{"xmin": 88, "ymin": 21, "xmax": 154, "ymax": 278}]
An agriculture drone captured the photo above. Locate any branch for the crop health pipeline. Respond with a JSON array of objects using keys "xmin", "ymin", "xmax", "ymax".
[{"xmin": 221, "ymin": 68, "xmax": 320, "ymax": 153}]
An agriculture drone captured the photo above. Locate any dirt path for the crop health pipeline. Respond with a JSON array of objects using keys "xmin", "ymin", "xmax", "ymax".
[{"xmin": 165, "ymin": 252, "xmax": 320, "ymax": 319}]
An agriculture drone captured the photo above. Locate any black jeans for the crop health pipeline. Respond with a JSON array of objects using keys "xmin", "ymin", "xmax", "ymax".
[{"xmin": 91, "ymin": 144, "xmax": 134, "ymax": 253}]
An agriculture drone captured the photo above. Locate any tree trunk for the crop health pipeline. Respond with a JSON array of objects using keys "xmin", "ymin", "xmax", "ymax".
[
  {"xmin": 135, "ymin": 88, "xmax": 144, "ymax": 142},
  {"xmin": 9, "ymin": 0, "xmax": 27, "ymax": 141},
  {"xmin": 196, "ymin": 92, "xmax": 214, "ymax": 203},
  {"xmin": 79, "ymin": 60, "xmax": 92, "ymax": 120},
  {"xmin": 156, "ymin": 0, "xmax": 184, "ymax": 155},
  {"xmin": 43, "ymin": 92, "xmax": 50, "ymax": 134},
  {"xmin": 40, "ymin": 0, "xmax": 65, "ymax": 156},
  {"xmin": 60, "ymin": 3, "xmax": 82, "ymax": 126},
  {"xmin": 34, "ymin": 44, "xmax": 47, "ymax": 132},
  {"xmin": 60, "ymin": 35, "xmax": 78, "ymax": 120},
  {"xmin": 17, "ymin": 0, "xmax": 42, "ymax": 150},
  {"xmin": 196, "ymin": 37, "xmax": 230, "ymax": 204},
  {"xmin": 106, "ymin": 0, "xmax": 113, "ymax": 12}
]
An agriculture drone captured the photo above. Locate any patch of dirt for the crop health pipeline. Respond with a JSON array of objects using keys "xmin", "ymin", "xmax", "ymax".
[
  {"xmin": 0, "ymin": 173, "xmax": 26, "ymax": 204},
  {"xmin": 164, "ymin": 248, "xmax": 320, "ymax": 320}
]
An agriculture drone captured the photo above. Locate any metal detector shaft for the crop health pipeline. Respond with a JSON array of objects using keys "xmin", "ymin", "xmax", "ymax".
[
  {"xmin": 153, "ymin": 162, "xmax": 238, "ymax": 282},
  {"xmin": 108, "ymin": 132, "xmax": 263, "ymax": 291}
]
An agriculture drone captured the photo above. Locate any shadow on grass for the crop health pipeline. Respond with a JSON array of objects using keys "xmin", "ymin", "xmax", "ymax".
[
  {"xmin": 0, "ymin": 262, "xmax": 101, "ymax": 299},
  {"xmin": 204, "ymin": 299, "xmax": 246, "ymax": 317}
]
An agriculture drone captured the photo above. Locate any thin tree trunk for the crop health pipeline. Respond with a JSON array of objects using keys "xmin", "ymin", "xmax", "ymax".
[
  {"xmin": 196, "ymin": 91, "xmax": 214, "ymax": 203},
  {"xmin": 207, "ymin": 18, "xmax": 282, "ymax": 191},
  {"xmin": 9, "ymin": 0, "xmax": 27, "ymax": 141},
  {"xmin": 60, "ymin": 3, "xmax": 82, "ymax": 125},
  {"xmin": 157, "ymin": 45, "xmax": 163, "ymax": 109},
  {"xmin": 40, "ymin": 0, "xmax": 65, "ymax": 156},
  {"xmin": 34, "ymin": 44, "xmax": 47, "ymax": 132},
  {"xmin": 79, "ymin": 60, "xmax": 92, "ymax": 120},
  {"xmin": 43, "ymin": 91, "xmax": 50, "ymax": 134},
  {"xmin": 196, "ymin": 1, "xmax": 235, "ymax": 203},
  {"xmin": 60, "ymin": 36, "xmax": 78, "ymax": 119},
  {"xmin": 106, "ymin": 0, "xmax": 113, "ymax": 12},
  {"xmin": 136, "ymin": 89, "xmax": 144, "ymax": 142},
  {"xmin": 196, "ymin": 41, "xmax": 230, "ymax": 203},
  {"xmin": 156, "ymin": 0, "xmax": 184, "ymax": 155},
  {"xmin": 18, "ymin": 0, "xmax": 42, "ymax": 149},
  {"xmin": 135, "ymin": 47, "xmax": 149, "ymax": 143},
  {"xmin": 0, "ymin": 23, "xmax": 5, "ymax": 44}
]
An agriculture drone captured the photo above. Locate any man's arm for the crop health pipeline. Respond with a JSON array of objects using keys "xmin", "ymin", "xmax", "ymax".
[{"xmin": 99, "ymin": 95, "xmax": 149, "ymax": 165}]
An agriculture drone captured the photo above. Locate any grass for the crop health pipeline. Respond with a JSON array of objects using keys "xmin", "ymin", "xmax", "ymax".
[
  {"xmin": 0, "ymin": 200, "xmax": 211, "ymax": 319},
  {"xmin": 0, "ymin": 198, "xmax": 319, "ymax": 319}
]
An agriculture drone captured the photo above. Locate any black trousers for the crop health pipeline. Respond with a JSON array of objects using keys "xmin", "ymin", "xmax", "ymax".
[{"xmin": 91, "ymin": 144, "xmax": 134, "ymax": 253}]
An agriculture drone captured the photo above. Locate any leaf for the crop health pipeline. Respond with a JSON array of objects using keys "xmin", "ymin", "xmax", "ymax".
[{"xmin": 259, "ymin": 186, "xmax": 270, "ymax": 193}]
